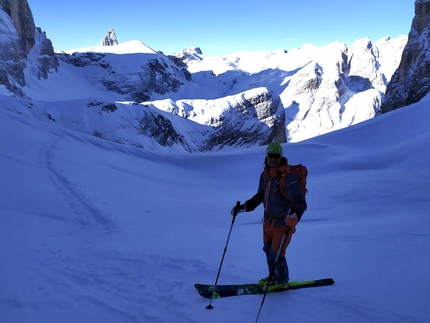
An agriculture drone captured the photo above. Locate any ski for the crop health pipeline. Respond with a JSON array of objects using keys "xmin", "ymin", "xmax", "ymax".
[{"xmin": 194, "ymin": 278, "xmax": 334, "ymax": 299}]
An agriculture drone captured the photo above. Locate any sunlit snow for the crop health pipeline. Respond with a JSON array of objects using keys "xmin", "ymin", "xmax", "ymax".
[{"xmin": 1, "ymin": 91, "xmax": 429, "ymax": 322}]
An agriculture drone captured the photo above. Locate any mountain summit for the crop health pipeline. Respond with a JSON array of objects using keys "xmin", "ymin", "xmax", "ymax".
[{"xmin": 100, "ymin": 29, "xmax": 118, "ymax": 47}]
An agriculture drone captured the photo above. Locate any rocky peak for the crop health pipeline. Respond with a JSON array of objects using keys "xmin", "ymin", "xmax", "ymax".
[
  {"xmin": 100, "ymin": 29, "xmax": 118, "ymax": 46},
  {"xmin": 381, "ymin": 0, "xmax": 430, "ymax": 112}
]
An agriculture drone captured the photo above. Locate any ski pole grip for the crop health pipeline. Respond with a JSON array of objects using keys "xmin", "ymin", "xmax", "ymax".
[
  {"xmin": 235, "ymin": 200, "xmax": 241, "ymax": 213},
  {"xmin": 232, "ymin": 201, "xmax": 241, "ymax": 220}
]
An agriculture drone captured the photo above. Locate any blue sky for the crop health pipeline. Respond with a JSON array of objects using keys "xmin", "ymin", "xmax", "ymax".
[{"xmin": 29, "ymin": 0, "xmax": 415, "ymax": 56}]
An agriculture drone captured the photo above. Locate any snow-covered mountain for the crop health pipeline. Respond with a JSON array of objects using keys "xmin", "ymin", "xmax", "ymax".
[{"xmin": 0, "ymin": 0, "xmax": 416, "ymax": 151}]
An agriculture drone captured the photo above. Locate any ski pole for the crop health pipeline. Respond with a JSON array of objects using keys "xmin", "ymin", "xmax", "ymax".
[
  {"xmin": 206, "ymin": 201, "xmax": 241, "ymax": 309},
  {"xmin": 254, "ymin": 228, "xmax": 289, "ymax": 323}
]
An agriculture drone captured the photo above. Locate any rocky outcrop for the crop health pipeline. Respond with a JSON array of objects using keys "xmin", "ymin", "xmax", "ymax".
[
  {"xmin": 0, "ymin": 0, "xmax": 33, "ymax": 95},
  {"xmin": 100, "ymin": 29, "xmax": 118, "ymax": 46},
  {"xmin": 169, "ymin": 46, "xmax": 203, "ymax": 65},
  {"xmin": 0, "ymin": 0, "xmax": 58, "ymax": 97},
  {"xmin": 0, "ymin": 0, "xmax": 35, "ymax": 55},
  {"xmin": 204, "ymin": 89, "xmax": 285, "ymax": 149},
  {"xmin": 136, "ymin": 110, "xmax": 193, "ymax": 152},
  {"xmin": 381, "ymin": 0, "xmax": 430, "ymax": 113},
  {"xmin": 149, "ymin": 88, "xmax": 286, "ymax": 150},
  {"xmin": 168, "ymin": 47, "xmax": 203, "ymax": 81},
  {"xmin": 36, "ymin": 28, "xmax": 59, "ymax": 80}
]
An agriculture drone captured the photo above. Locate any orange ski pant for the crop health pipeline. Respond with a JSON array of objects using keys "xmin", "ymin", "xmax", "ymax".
[{"xmin": 263, "ymin": 220, "xmax": 292, "ymax": 257}]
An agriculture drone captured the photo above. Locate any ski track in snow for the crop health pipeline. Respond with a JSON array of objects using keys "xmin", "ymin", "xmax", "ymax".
[
  {"xmin": 1, "ymin": 118, "xmax": 208, "ymax": 322},
  {"xmin": 39, "ymin": 130, "xmax": 118, "ymax": 233},
  {"xmin": 33, "ymin": 131, "xmax": 191, "ymax": 322}
]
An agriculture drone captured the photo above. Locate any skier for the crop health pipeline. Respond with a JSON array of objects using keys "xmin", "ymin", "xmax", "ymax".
[{"xmin": 231, "ymin": 142, "xmax": 307, "ymax": 291}]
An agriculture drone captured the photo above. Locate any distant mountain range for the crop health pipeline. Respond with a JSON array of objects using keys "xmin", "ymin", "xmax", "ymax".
[{"xmin": 1, "ymin": 0, "xmax": 429, "ymax": 152}]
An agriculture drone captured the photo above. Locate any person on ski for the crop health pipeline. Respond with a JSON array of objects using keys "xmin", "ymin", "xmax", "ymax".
[{"xmin": 231, "ymin": 142, "xmax": 307, "ymax": 291}]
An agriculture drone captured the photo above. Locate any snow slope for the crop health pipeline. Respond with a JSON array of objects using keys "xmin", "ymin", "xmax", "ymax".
[{"xmin": 1, "ymin": 92, "xmax": 430, "ymax": 322}]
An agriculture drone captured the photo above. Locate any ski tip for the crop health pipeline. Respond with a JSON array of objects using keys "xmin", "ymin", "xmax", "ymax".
[{"xmin": 316, "ymin": 278, "xmax": 335, "ymax": 285}]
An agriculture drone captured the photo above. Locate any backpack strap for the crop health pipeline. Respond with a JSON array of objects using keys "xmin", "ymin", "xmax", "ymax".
[{"xmin": 278, "ymin": 167, "xmax": 292, "ymax": 200}]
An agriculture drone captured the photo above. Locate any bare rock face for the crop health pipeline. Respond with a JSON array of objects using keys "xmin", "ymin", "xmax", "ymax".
[
  {"xmin": 381, "ymin": 0, "xmax": 430, "ymax": 112},
  {"xmin": 136, "ymin": 110, "xmax": 193, "ymax": 151},
  {"xmin": 36, "ymin": 28, "xmax": 59, "ymax": 80},
  {"xmin": 0, "ymin": 0, "xmax": 58, "ymax": 97},
  {"xmin": 0, "ymin": 0, "xmax": 35, "ymax": 55},
  {"xmin": 100, "ymin": 29, "xmax": 118, "ymax": 46},
  {"xmin": 203, "ymin": 89, "xmax": 286, "ymax": 149},
  {"xmin": 0, "ymin": 0, "xmax": 34, "ymax": 95},
  {"xmin": 147, "ymin": 88, "xmax": 286, "ymax": 150},
  {"xmin": 169, "ymin": 46, "xmax": 203, "ymax": 64}
]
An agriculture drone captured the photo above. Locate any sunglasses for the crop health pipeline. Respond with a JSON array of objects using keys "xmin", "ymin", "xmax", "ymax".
[{"xmin": 267, "ymin": 154, "xmax": 281, "ymax": 159}]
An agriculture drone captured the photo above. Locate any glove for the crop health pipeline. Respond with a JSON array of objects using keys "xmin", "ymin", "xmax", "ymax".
[
  {"xmin": 285, "ymin": 213, "xmax": 298, "ymax": 234},
  {"xmin": 231, "ymin": 203, "xmax": 246, "ymax": 216}
]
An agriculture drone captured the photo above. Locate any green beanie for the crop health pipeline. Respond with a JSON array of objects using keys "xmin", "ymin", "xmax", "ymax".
[{"xmin": 266, "ymin": 142, "xmax": 283, "ymax": 156}]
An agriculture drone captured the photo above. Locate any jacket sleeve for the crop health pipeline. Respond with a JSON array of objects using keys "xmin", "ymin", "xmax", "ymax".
[
  {"xmin": 244, "ymin": 172, "xmax": 265, "ymax": 212},
  {"xmin": 283, "ymin": 172, "xmax": 307, "ymax": 221},
  {"xmin": 244, "ymin": 192, "xmax": 264, "ymax": 212}
]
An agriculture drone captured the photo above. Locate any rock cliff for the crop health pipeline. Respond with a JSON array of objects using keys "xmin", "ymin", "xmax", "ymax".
[
  {"xmin": 381, "ymin": 0, "xmax": 430, "ymax": 112},
  {"xmin": 0, "ymin": 0, "xmax": 58, "ymax": 97}
]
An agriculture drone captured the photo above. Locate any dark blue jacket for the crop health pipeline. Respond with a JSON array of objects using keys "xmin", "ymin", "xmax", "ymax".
[{"xmin": 244, "ymin": 157, "xmax": 307, "ymax": 226}]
